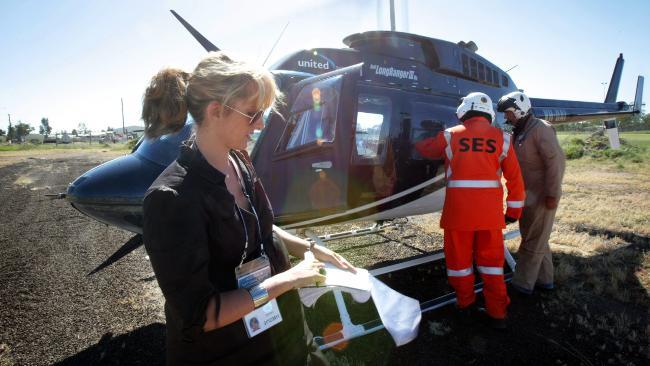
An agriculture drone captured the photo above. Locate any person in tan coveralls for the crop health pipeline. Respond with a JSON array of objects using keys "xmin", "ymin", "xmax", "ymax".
[{"xmin": 497, "ymin": 91, "xmax": 566, "ymax": 295}]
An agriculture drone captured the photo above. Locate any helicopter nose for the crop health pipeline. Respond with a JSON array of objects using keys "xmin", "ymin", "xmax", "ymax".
[{"xmin": 66, "ymin": 154, "xmax": 166, "ymax": 234}]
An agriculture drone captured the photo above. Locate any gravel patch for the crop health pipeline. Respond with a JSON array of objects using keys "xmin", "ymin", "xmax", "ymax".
[{"xmin": 1, "ymin": 154, "xmax": 648, "ymax": 365}]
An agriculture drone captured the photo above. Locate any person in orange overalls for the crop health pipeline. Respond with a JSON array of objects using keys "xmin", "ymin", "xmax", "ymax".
[{"xmin": 415, "ymin": 92, "xmax": 525, "ymax": 329}]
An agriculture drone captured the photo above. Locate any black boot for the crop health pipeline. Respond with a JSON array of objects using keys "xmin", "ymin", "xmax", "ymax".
[
  {"xmin": 475, "ymin": 307, "xmax": 508, "ymax": 330},
  {"xmin": 487, "ymin": 316, "xmax": 507, "ymax": 330},
  {"xmin": 456, "ymin": 303, "xmax": 480, "ymax": 325}
]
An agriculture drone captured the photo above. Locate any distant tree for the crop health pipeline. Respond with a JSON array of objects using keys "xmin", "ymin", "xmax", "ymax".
[
  {"xmin": 616, "ymin": 115, "xmax": 639, "ymax": 131},
  {"xmin": 71, "ymin": 129, "xmax": 78, "ymax": 136},
  {"xmin": 77, "ymin": 122, "xmax": 89, "ymax": 135},
  {"xmin": 0, "ymin": 128, "xmax": 5, "ymax": 136},
  {"xmin": 554, "ymin": 113, "xmax": 650, "ymax": 132},
  {"xmin": 107, "ymin": 126, "xmax": 114, "ymax": 132},
  {"xmin": 7, "ymin": 122, "xmax": 15, "ymax": 141},
  {"xmin": 554, "ymin": 120, "xmax": 602, "ymax": 132},
  {"xmin": 39, "ymin": 117, "xmax": 52, "ymax": 136},
  {"xmin": 14, "ymin": 122, "xmax": 34, "ymax": 141}
]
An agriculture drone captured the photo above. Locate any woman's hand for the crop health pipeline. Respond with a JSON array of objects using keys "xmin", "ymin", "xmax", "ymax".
[
  {"xmin": 312, "ymin": 245, "xmax": 356, "ymax": 273},
  {"xmin": 283, "ymin": 257, "xmax": 327, "ymax": 289}
]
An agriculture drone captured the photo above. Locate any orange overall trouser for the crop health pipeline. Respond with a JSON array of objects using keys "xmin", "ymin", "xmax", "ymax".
[{"xmin": 444, "ymin": 229, "xmax": 510, "ymax": 319}]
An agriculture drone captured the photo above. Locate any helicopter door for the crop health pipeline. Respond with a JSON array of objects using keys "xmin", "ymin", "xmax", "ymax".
[
  {"xmin": 270, "ymin": 75, "xmax": 348, "ymax": 223},
  {"xmin": 348, "ymin": 86, "xmax": 399, "ymax": 207},
  {"xmin": 401, "ymin": 98, "xmax": 452, "ymax": 191}
]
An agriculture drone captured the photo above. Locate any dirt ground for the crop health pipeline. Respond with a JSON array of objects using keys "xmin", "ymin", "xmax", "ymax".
[{"xmin": 0, "ymin": 151, "xmax": 648, "ymax": 365}]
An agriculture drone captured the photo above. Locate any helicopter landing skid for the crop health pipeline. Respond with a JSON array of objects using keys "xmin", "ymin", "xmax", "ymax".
[
  {"xmin": 304, "ymin": 221, "xmax": 392, "ymax": 243},
  {"xmin": 306, "ymin": 229, "xmax": 520, "ymax": 351}
]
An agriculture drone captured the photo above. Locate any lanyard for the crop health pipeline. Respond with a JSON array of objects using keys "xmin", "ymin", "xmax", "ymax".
[
  {"xmin": 231, "ymin": 155, "xmax": 266, "ymax": 267},
  {"xmin": 187, "ymin": 142, "xmax": 266, "ymax": 267}
]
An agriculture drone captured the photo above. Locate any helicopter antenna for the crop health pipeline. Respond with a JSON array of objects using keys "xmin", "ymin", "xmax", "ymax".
[
  {"xmin": 505, "ymin": 64, "xmax": 519, "ymax": 73},
  {"xmin": 262, "ymin": 22, "xmax": 290, "ymax": 67},
  {"xmin": 389, "ymin": 0, "xmax": 396, "ymax": 31}
]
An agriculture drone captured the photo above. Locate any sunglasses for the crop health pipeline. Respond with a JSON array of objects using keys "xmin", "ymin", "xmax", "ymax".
[{"xmin": 224, "ymin": 104, "xmax": 265, "ymax": 126}]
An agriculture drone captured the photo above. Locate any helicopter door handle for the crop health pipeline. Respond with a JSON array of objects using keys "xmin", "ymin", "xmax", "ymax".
[{"xmin": 312, "ymin": 161, "xmax": 332, "ymax": 169}]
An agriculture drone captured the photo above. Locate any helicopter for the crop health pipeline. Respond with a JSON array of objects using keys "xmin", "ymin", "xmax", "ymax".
[
  {"xmin": 65, "ymin": 10, "xmax": 643, "ymax": 235},
  {"xmin": 60, "ymin": 9, "xmax": 644, "ymax": 349}
]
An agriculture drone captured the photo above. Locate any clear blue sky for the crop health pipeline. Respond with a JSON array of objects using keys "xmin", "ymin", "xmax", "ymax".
[{"xmin": 1, "ymin": 0, "xmax": 648, "ymax": 133}]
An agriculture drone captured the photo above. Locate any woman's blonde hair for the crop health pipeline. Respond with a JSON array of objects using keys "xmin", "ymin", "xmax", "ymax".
[{"xmin": 142, "ymin": 51, "xmax": 280, "ymax": 138}]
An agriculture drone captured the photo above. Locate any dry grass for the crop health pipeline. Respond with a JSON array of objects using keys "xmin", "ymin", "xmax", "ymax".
[
  {"xmin": 117, "ymin": 280, "xmax": 164, "ymax": 317},
  {"xmin": 0, "ymin": 149, "xmax": 125, "ymax": 168},
  {"xmin": 638, "ymin": 252, "xmax": 650, "ymax": 292},
  {"xmin": 556, "ymin": 163, "xmax": 650, "ymax": 236},
  {"xmin": 534, "ymin": 160, "xmax": 650, "ymax": 362},
  {"xmin": 0, "ymin": 344, "xmax": 14, "ymax": 366}
]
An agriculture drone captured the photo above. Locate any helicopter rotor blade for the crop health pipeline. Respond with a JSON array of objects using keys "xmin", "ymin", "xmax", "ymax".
[{"xmin": 170, "ymin": 10, "xmax": 220, "ymax": 52}]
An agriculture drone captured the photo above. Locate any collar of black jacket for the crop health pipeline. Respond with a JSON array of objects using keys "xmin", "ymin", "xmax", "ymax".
[
  {"xmin": 513, "ymin": 114, "xmax": 533, "ymax": 136},
  {"xmin": 177, "ymin": 141, "xmax": 227, "ymax": 185}
]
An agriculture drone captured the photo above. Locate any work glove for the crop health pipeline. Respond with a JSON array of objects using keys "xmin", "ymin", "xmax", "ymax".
[{"xmin": 505, "ymin": 214, "xmax": 518, "ymax": 224}]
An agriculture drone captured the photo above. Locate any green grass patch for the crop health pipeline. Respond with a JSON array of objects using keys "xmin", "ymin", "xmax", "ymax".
[
  {"xmin": 619, "ymin": 132, "xmax": 650, "ymax": 148},
  {"xmin": 559, "ymin": 131, "xmax": 648, "ymax": 165}
]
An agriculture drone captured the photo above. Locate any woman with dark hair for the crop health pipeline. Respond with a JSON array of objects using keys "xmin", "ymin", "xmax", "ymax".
[{"xmin": 141, "ymin": 52, "xmax": 354, "ymax": 365}]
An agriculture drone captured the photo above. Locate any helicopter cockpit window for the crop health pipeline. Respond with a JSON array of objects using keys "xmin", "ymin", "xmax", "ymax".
[
  {"xmin": 354, "ymin": 95, "xmax": 392, "ymax": 162},
  {"xmin": 283, "ymin": 75, "xmax": 342, "ymax": 150},
  {"xmin": 470, "ymin": 58, "xmax": 478, "ymax": 80},
  {"xmin": 461, "ymin": 54, "xmax": 470, "ymax": 76}
]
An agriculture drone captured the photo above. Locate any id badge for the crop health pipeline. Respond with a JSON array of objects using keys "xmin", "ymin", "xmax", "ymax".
[
  {"xmin": 243, "ymin": 299, "xmax": 282, "ymax": 338},
  {"xmin": 235, "ymin": 256, "xmax": 283, "ymax": 338}
]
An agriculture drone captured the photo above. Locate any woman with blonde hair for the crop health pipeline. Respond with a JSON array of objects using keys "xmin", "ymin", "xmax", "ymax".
[{"xmin": 142, "ymin": 52, "xmax": 354, "ymax": 365}]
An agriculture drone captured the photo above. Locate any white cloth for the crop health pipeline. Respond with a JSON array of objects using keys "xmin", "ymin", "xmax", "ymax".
[{"xmin": 298, "ymin": 263, "xmax": 421, "ymax": 346}]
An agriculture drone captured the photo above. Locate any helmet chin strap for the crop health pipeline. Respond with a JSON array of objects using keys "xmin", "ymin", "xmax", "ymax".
[{"xmin": 518, "ymin": 113, "xmax": 532, "ymax": 124}]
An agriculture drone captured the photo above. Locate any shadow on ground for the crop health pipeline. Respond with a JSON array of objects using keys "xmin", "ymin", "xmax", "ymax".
[{"xmin": 53, "ymin": 323, "xmax": 166, "ymax": 366}]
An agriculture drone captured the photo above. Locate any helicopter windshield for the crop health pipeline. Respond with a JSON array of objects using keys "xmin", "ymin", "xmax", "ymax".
[{"xmin": 284, "ymin": 75, "xmax": 342, "ymax": 150}]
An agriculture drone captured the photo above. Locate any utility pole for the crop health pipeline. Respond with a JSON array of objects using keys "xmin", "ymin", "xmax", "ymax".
[
  {"xmin": 121, "ymin": 98, "xmax": 126, "ymax": 137},
  {"xmin": 389, "ymin": 0, "xmax": 396, "ymax": 31},
  {"xmin": 601, "ymin": 82, "xmax": 608, "ymax": 100}
]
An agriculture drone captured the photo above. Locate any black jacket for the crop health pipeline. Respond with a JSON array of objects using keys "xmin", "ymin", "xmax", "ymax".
[{"xmin": 143, "ymin": 143, "xmax": 309, "ymax": 366}]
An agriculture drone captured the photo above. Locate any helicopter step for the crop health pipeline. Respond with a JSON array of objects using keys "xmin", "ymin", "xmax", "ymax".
[{"xmin": 306, "ymin": 229, "xmax": 520, "ymax": 350}]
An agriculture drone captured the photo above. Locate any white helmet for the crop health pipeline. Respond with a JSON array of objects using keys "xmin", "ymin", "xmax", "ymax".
[
  {"xmin": 497, "ymin": 91, "xmax": 532, "ymax": 120},
  {"xmin": 456, "ymin": 92, "xmax": 495, "ymax": 122}
]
